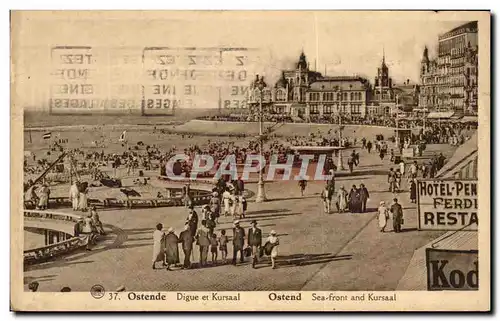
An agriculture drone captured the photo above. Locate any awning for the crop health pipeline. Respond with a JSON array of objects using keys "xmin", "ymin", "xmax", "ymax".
[
  {"xmin": 426, "ymin": 111, "xmax": 455, "ymax": 119},
  {"xmin": 460, "ymin": 115, "xmax": 478, "ymax": 123},
  {"xmin": 436, "ymin": 131, "xmax": 478, "ymax": 179}
]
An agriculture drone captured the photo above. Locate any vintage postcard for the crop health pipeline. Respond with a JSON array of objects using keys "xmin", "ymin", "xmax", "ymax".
[{"xmin": 10, "ymin": 10, "xmax": 490, "ymax": 311}]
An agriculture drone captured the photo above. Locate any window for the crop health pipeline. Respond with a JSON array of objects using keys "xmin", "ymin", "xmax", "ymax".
[
  {"xmin": 310, "ymin": 105, "xmax": 319, "ymax": 114},
  {"xmin": 324, "ymin": 105, "xmax": 332, "ymax": 114},
  {"xmin": 276, "ymin": 89, "xmax": 287, "ymax": 102},
  {"xmin": 337, "ymin": 93, "xmax": 342, "ymax": 101},
  {"xmin": 350, "ymin": 92, "xmax": 354, "ymax": 101}
]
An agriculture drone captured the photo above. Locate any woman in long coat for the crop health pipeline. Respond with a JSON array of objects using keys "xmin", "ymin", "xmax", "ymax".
[
  {"xmin": 152, "ymin": 223, "xmax": 165, "ymax": 269},
  {"xmin": 377, "ymin": 201, "xmax": 390, "ymax": 232},
  {"xmin": 348, "ymin": 185, "xmax": 361, "ymax": 213},
  {"xmin": 265, "ymin": 230, "xmax": 280, "ymax": 269},
  {"xmin": 38, "ymin": 184, "xmax": 50, "ymax": 210},
  {"xmin": 164, "ymin": 227, "xmax": 180, "ymax": 270},
  {"xmin": 79, "ymin": 182, "xmax": 89, "ymax": 212},
  {"xmin": 336, "ymin": 186, "xmax": 348, "ymax": 213},
  {"xmin": 410, "ymin": 179, "xmax": 417, "ymax": 203}
]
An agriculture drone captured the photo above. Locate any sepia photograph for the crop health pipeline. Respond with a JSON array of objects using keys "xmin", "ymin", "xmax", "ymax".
[{"xmin": 10, "ymin": 10, "xmax": 490, "ymax": 311}]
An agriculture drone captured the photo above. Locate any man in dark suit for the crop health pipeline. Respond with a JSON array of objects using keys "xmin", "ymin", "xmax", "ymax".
[
  {"xmin": 235, "ymin": 177, "xmax": 245, "ymax": 196},
  {"xmin": 178, "ymin": 224, "xmax": 194, "ymax": 269},
  {"xmin": 390, "ymin": 198, "xmax": 404, "ymax": 233},
  {"xmin": 359, "ymin": 183, "xmax": 370, "ymax": 213},
  {"xmin": 247, "ymin": 220, "xmax": 262, "ymax": 268},
  {"xmin": 232, "ymin": 220, "xmax": 245, "ymax": 265}
]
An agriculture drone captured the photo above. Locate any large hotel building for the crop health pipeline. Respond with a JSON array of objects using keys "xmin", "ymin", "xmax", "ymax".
[
  {"xmin": 248, "ymin": 51, "xmax": 419, "ymax": 120},
  {"xmin": 419, "ymin": 21, "xmax": 478, "ymax": 115}
]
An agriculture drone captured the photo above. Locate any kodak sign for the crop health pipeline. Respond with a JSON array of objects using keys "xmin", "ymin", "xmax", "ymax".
[{"xmin": 426, "ymin": 248, "xmax": 478, "ymax": 291}]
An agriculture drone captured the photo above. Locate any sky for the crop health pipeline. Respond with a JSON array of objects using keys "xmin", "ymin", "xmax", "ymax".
[{"xmin": 11, "ymin": 11, "xmax": 484, "ymax": 110}]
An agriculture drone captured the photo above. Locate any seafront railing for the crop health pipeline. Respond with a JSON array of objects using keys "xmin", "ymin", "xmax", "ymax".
[
  {"xmin": 23, "ymin": 210, "xmax": 87, "ymax": 266},
  {"xmin": 24, "ymin": 179, "xmax": 213, "ymax": 210}
]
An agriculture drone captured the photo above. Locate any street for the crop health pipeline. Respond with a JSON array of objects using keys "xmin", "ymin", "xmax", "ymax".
[{"xmin": 24, "ymin": 145, "xmax": 450, "ymax": 292}]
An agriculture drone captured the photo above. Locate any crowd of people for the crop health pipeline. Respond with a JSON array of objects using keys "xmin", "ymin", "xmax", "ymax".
[
  {"xmin": 152, "ymin": 218, "xmax": 280, "ymax": 271},
  {"xmin": 314, "ymin": 175, "xmax": 404, "ymax": 233}
]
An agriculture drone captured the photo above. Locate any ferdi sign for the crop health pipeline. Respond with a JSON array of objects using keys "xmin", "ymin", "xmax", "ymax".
[
  {"xmin": 417, "ymin": 179, "xmax": 478, "ymax": 231},
  {"xmin": 426, "ymin": 248, "xmax": 478, "ymax": 291}
]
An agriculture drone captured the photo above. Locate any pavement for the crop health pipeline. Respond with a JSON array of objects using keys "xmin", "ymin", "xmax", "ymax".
[{"xmin": 23, "ymin": 143, "xmax": 456, "ymax": 292}]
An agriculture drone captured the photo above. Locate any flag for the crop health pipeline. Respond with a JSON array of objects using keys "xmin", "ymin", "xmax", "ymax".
[
  {"xmin": 119, "ymin": 131, "xmax": 127, "ymax": 142},
  {"xmin": 43, "ymin": 132, "xmax": 52, "ymax": 140}
]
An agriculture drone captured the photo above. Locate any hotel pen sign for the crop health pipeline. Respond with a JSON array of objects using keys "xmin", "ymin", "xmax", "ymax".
[
  {"xmin": 417, "ymin": 179, "xmax": 478, "ymax": 231},
  {"xmin": 426, "ymin": 249, "xmax": 478, "ymax": 291}
]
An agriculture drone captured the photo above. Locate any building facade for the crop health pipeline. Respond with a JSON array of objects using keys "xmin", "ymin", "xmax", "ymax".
[
  {"xmin": 419, "ymin": 21, "xmax": 478, "ymax": 114},
  {"xmin": 247, "ymin": 51, "xmax": 416, "ymax": 120},
  {"xmin": 366, "ymin": 52, "xmax": 398, "ymax": 116},
  {"xmin": 305, "ymin": 76, "xmax": 370, "ymax": 118}
]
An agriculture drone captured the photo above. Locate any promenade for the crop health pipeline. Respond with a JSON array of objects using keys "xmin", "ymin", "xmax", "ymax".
[{"xmin": 24, "ymin": 144, "xmax": 455, "ymax": 292}]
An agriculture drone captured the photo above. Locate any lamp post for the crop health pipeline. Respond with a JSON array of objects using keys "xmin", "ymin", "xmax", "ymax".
[
  {"xmin": 395, "ymin": 94, "xmax": 400, "ymax": 149},
  {"xmin": 255, "ymin": 81, "xmax": 267, "ymax": 203}
]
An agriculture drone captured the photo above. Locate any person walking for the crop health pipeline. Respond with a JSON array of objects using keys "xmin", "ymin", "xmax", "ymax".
[
  {"xmin": 298, "ymin": 179, "xmax": 307, "ymax": 197},
  {"xmin": 235, "ymin": 176, "xmax": 245, "ymax": 196},
  {"xmin": 195, "ymin": 221, "xmax": 210, "ymax": 268},
  {"xmin": 359, "ymin": 183, "xmax": 370, "ymax": 213},
  {"xmin": 321, "ymin": 185, "xmax": 331, "ymax": 214},
  {"xmin": 38, "ymin": 183, "xmax": 50, "ymax": 210},
  {"xmin": 219, "ymin": 229, "xmax": 228, "ymax": 264},
  {"xmin": 79, "ymin": 182, "xmax": 89, "ymax": 212},
  {"xmin": 388, "ymin": 168, "xmax": 396, "ymax": 192},
  {"xmin": 264, "ymin": 230, "xmax": 279, "ymax": 269},
  {"xmin": 187, "ymin": 207, "xmax": 198, "ymax": 238},
  {"xmin": 186, "ymin": 207, "xmax": 198, "ymax": 262},
  {"xmin": 206, "ymin": 214, "xmax": 216, "ymax": 236},
  {"xmin": 230, "ymin": 191, "xmax": 239, "ymax": 219},
  {"xmin": 240, "ymin": 196, "xmax": 247, "ymax": 219},
  {"xmin": 399, "ymin": 160, "xmax": 405, "ymax": 178},
  {"xmin": 377, "ymin": 201, "xmax": 390, "ymax": 232},
  {"xmin": 151, "ymin": 223, "xmax": 165, "ymax": 270},
  {"xmin": 164, "ymin": 227, "xmax": 180, "ymax": 271},
  {"xmin": 247, "ymin": 220, "xmax": 262, "ymax": 269},
  {"xmin": 395, "ymin": 168, "xmax": 402, "ymax": 193},
  {"xmin": 390, "ymin": 198, "xmax": 404, "ymax": 233},
  {"xmin": 347, "ymin": 155, "xmax": 354, "ymax": 173},
  {"xmin": 178, "ymin": 224, "xmax": 194, "ymax": 269},
  {"xmin": 69, "ymin": 180, "xmax": 80, "ymax": 211},
  {"xmin": 410, "ymin": 179, "xmax": 417, "ymax": 203},
  {"xmin": 222, "ymin": 189, "xmax": 231, "ymax": 217},
  {"xmin": 182, "ymin": 183, "xmax": 192, "ymax": 208},
  {"xmin": 232, "ymin": 220, "xmax": 245, "ymax": 265},
  {"xmin": 336, "ymin": 186, "xmax": 348, "ymax": 213},
  {"xmin": 366, "ymin": 140, "xmax": 372, "ymax": 154},
  {"xmin": 410, "ymin": 161, "xmax": 418, "ymax": 179},
  {"xmin": 210, "ymin": 233, "xmax": 219, "ymax": 265},
  {"xmin": 209, "ymin": 192, "xmax": 221, "ymax": 223},
  {"xmin": 348, "ymin": 185, "xmax": 361, "ymax": 213},
  {"xmin": 90, "ymin": 206, "xmax": 105, "ymax": 235}
]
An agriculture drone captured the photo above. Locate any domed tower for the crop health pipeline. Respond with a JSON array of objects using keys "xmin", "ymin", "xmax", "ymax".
[
  {"xmin": 297, "ymin": 51, "xmax": 308, "ymax": 70},
  {"xmin": 421, "ymin": 46, "xmax": 430, "ymax": 76},
  {"xmin": 376, "ymin": 50, "xmax": 391, "ymax": 88},
  {"xmin": 294, "ymin": 51, "xmax": 309, "ymax": 102}
]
